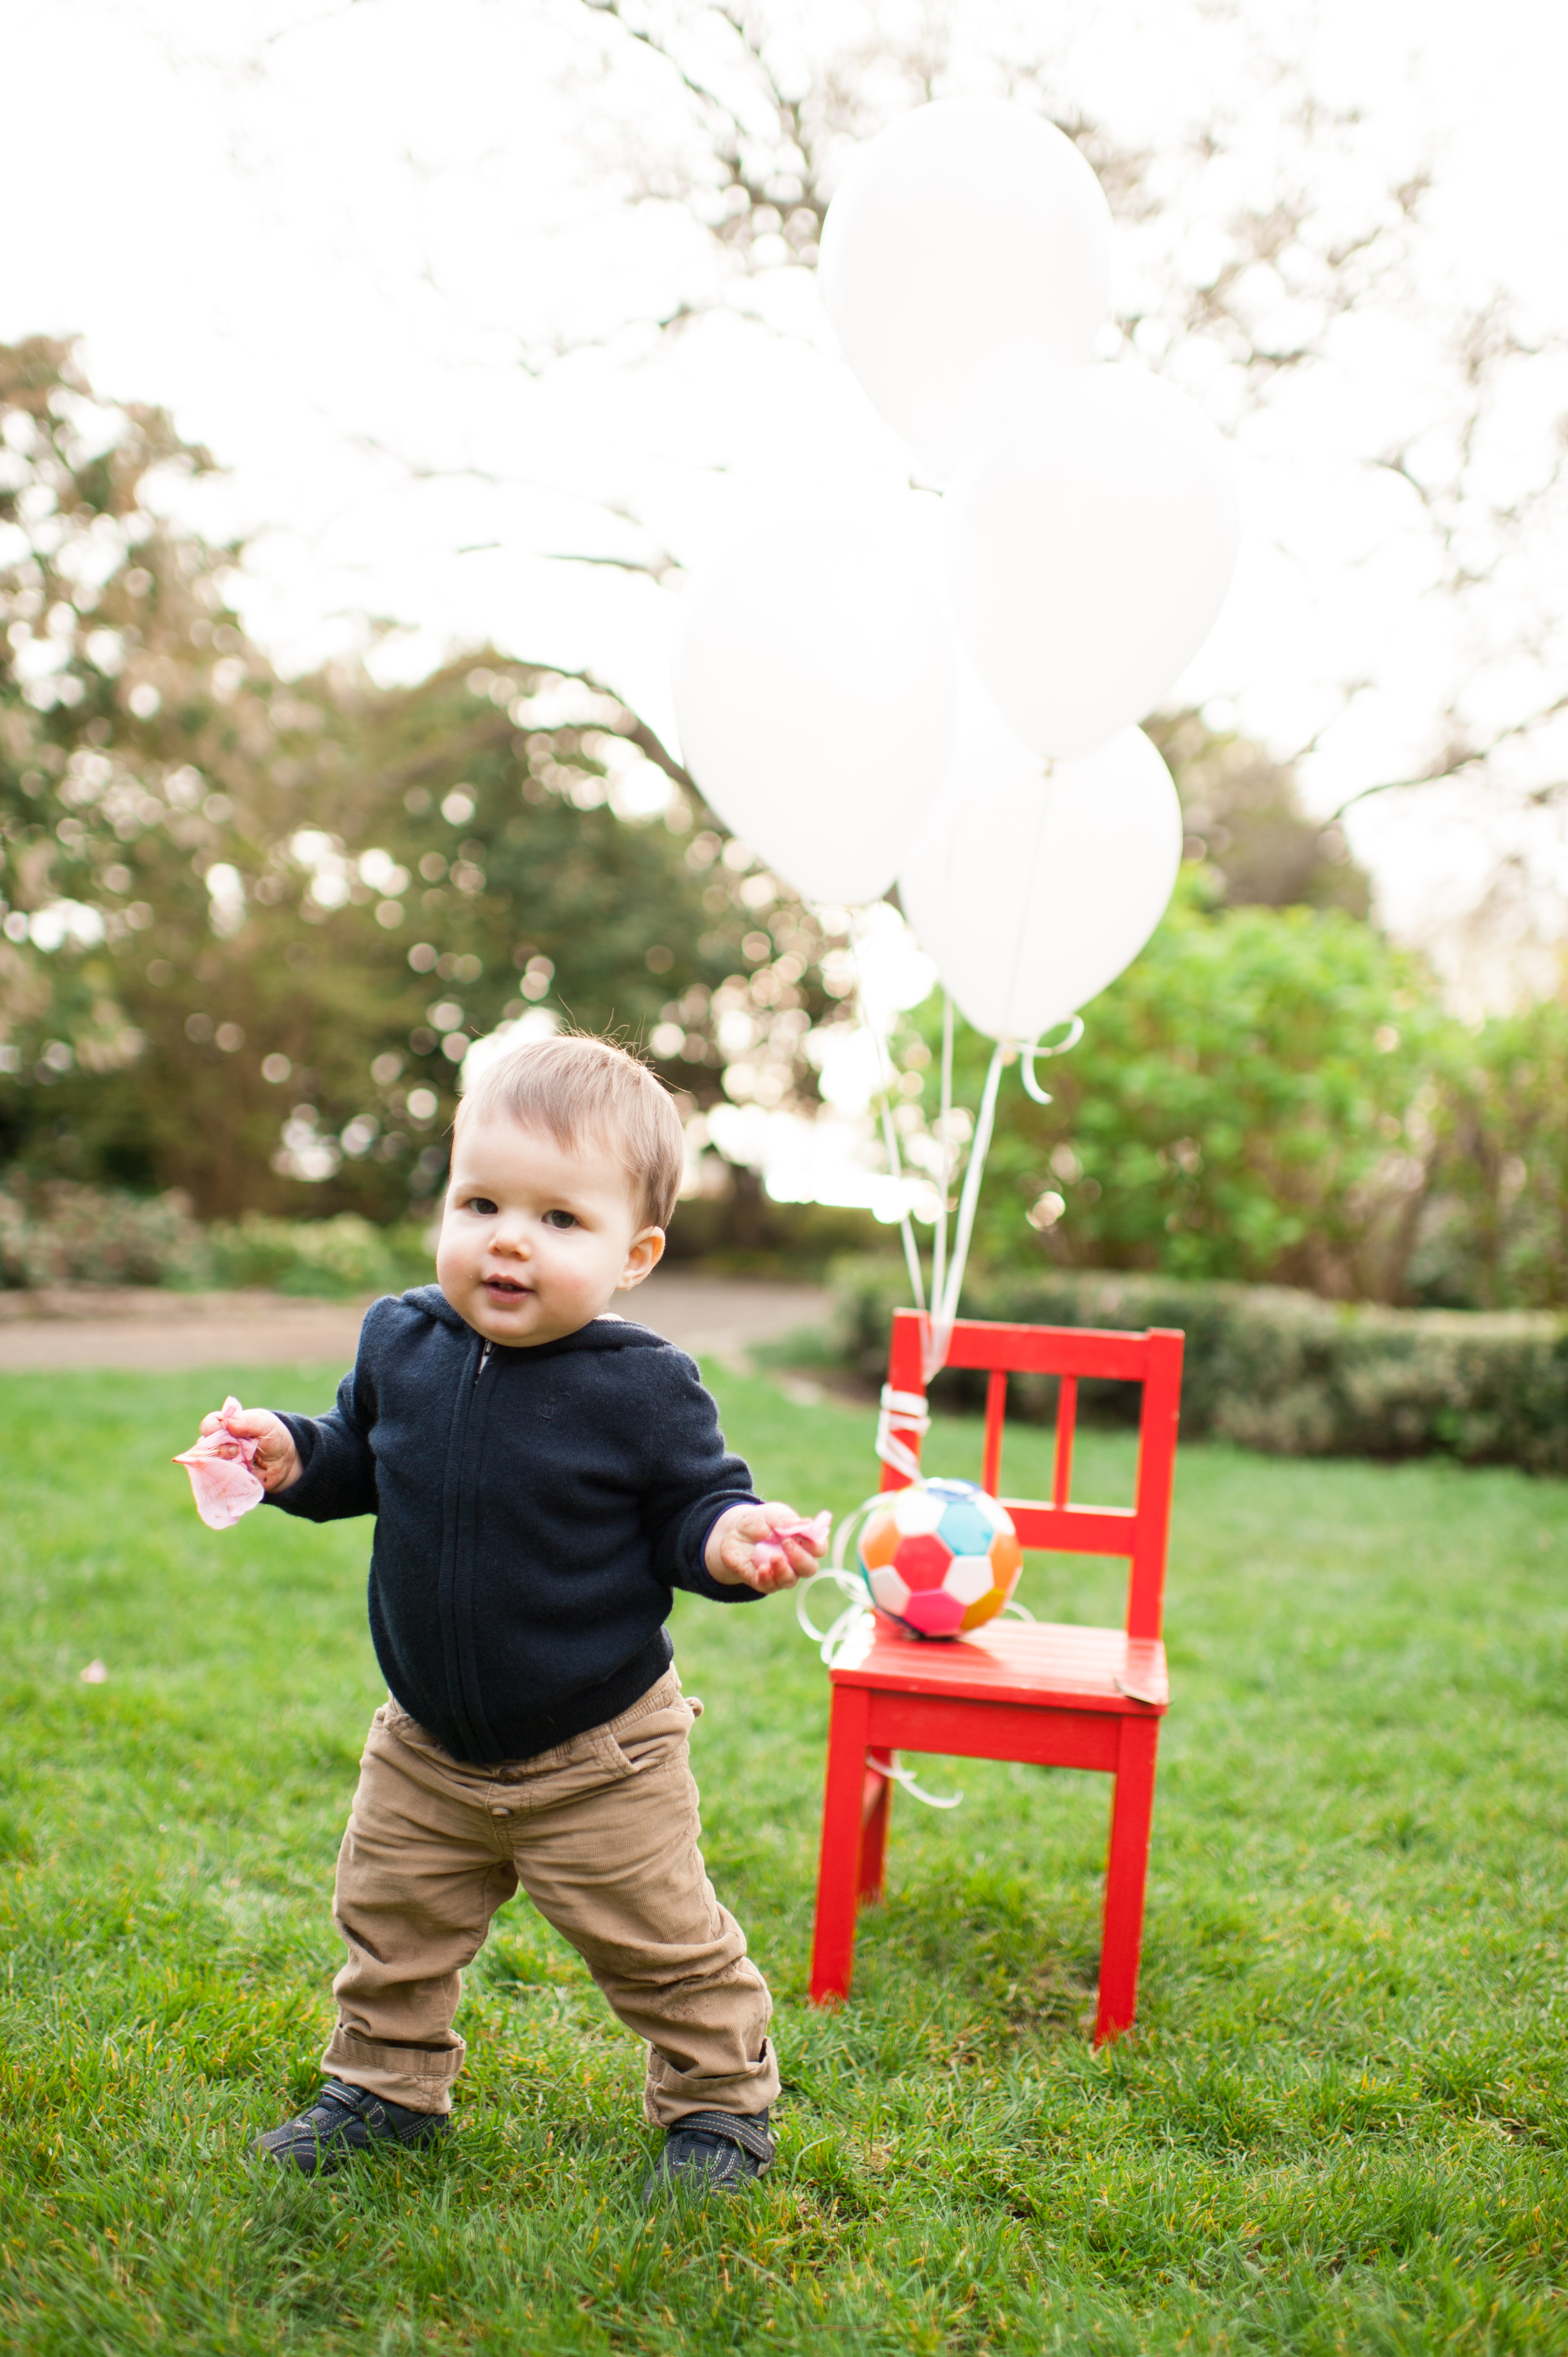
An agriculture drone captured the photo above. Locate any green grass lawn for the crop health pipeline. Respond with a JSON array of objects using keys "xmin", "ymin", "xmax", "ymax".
[{"xmin": 3, "ymin": 1362, "xmax": 1568, "ymax": 2355}]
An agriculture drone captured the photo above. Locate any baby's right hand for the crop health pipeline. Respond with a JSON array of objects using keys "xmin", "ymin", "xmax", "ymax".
[{"xmin": 198, "ymin": 1403, "xmax": 302, "ymax": 1494}]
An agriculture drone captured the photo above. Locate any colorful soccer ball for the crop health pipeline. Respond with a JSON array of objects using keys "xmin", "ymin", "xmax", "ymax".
[{"xmin": 855, "ymin": 1478, "xmax": 1022, "ymax": 1639}]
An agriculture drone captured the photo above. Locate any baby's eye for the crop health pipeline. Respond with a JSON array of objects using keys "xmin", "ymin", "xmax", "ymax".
[
  {"xmin": 465, "ymin": 1195, "xmax": 499, "ymax": 1216},
  {"xmin": 543, "ymin": 1209, "xmax": 578, "ymax": 1231}
]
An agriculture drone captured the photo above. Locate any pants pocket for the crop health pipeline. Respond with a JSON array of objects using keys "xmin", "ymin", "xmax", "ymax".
[{"xmin": 600, "ymin": 1705, "xmax": 694, "ymax": 1778}]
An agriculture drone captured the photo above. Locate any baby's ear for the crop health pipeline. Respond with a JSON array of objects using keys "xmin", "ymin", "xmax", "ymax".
[{"xmin": 621, "ymin": 1224, "xmax": 666, "ymax": 1285}]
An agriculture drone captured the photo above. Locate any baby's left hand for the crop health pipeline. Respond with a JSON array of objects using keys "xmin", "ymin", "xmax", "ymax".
[{"xmin": 706, "ymin": 1502, "xmax": 832, "ymax": 1594}]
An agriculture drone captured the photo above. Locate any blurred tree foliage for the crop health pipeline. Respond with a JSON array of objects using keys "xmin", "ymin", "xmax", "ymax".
[
  {"xmin": 6, "ymin": 334, "xmax": 1568, "ymax": 1306},
  {"xmin": 0, "ymin": 338, "xmax": 834, "ymax": 1225},
  {"xmin": 1146, "ymin": 712, "xmax": 1371, "ymax": 917}
]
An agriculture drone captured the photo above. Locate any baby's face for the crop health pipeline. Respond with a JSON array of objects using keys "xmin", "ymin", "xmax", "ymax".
[{"xmin": 436, "ymin": 1115, "xmax": 664, "ymax": 1348}]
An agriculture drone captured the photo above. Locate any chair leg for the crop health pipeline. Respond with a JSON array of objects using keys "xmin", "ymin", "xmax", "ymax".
[
  {"xmin": 1095, "ymin": 1714, "xmax": 1160, "ymax": 2045},
  {"xmin": 810, "ymin": 1685, "xmax": 871, "ymax": 2005},
  {"xmin": 859, "ymin": 1751, "xmax": 894, "ymax": 1901}
]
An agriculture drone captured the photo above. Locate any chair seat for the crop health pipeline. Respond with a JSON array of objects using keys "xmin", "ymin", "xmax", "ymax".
[{"xmin": 828, "ymin": 1614, "xmax": 1168, "ymax": 1715}]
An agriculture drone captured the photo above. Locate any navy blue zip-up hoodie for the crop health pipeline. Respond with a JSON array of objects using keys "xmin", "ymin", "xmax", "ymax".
[{"xmin": 267, "ymin": 1285, "xmax": 760, "ymax": 1763}]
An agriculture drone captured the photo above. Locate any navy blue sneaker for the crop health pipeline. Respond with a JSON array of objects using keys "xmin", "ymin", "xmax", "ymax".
[
  {"xmin": 255, "ymin": 2078, "xmax": 448, "ymax": 2175},
  {"xmin": 642, "ymin": 2108, "xmax": 774, "ymax": 2201}
]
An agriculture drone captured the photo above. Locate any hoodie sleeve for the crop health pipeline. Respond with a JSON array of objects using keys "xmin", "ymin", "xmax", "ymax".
[
  {"xmin": 638, "ymin": 1349, "xmax": 762, "ymax": 1602},
  {"xmin": 264, "ymin": 1300, "xmax": 386, "ymax": 1524}
]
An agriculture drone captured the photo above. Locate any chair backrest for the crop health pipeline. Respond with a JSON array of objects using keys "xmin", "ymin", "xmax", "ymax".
[{"xmin": 883, "ymin": 1309, "xmax": 1185, "ymax": 1643}]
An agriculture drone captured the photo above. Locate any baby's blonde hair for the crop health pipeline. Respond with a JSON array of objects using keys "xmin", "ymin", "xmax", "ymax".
[{"xmin": 456, "ymin": 1033, "xmax": 685, "ymax": 1229}]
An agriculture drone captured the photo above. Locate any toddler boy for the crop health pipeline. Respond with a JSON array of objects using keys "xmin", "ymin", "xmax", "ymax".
[{"xmin": 202, "ymin": 1035, "xmax": 826, "ymax": 2195}]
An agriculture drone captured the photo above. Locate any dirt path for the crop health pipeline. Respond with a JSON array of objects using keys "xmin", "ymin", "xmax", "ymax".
[{"xmin": 0, "ymin": 1273, "xmax": 830, "ymax": 1374}]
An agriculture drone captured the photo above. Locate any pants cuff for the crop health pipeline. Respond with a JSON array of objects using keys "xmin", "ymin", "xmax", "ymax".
[
  {"xmin": 323, "ymin": 2026, "xmax": 466, "ymax": 2116},
  {"xmin": 643, "ymin": 2038, "xmax": 781, "ymax": 2128}
]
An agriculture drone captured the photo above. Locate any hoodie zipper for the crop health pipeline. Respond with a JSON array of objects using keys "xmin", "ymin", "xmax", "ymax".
[{"xmin": 447, "ymin": 1331, "xmax": 496, "ymax": 1759}]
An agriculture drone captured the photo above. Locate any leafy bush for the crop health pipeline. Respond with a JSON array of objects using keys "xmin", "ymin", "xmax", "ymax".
[
  {"xmin": 200, "ymin": 1213, "xmax": 434, "ymax": 1298},
  {"xmin": 899, "ymin": 883, "xmax": 1447, "ymax": 1299},
  {"xmin": 0, "ymin": 1179, "xmax": 201, "ymax": 1289},
  {"xmin": 1406, "ymin": 995, "xmax": 1568, "ymax": 1310},
  {"xmin": 0, "ymin": 1181, "xmax": 433, "ymax": 1298},
  {"xmin": 884, "ymin": 883, "xmax": 1568, "ymax": 1313},
  {"xmin": 830, "ymin": 1257, "xmax": 1568, "ymax": 1475}
]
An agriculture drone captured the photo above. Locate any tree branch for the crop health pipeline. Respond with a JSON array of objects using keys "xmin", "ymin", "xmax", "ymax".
[
  {"xmin": 1330, "ymin": 688, "xmax": 1568, "ymax": 821},
  {"xmin": 347, "ymin": 430, "xmax": 684, "ymax": 582}
]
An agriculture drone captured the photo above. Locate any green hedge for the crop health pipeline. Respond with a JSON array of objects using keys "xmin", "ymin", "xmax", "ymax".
[
  {"xmin": 199, "ymin": 1213, "xmax": 434, "ymax": 1298},
  {"xmin": 0, "ymin": 1180, "xmax": 202, "ymax": 1289},
  {"xmin": 830, "ymin": 1258, "xmax": 1568, "ymax": 1476},
  {"xmin": 0, "ymin": 1179, "xmax": 435, "ymax": 1299}
]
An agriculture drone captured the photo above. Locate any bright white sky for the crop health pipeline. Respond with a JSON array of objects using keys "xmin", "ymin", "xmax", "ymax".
[{"xmin": 6, "ymin": 0, "xmax": 1568, "ymax": 986}]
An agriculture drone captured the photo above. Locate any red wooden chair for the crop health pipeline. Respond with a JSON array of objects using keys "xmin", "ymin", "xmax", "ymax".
[{"xmin": 809, "ymin": 1308, "xmax": 1185, "ymax": 2043}]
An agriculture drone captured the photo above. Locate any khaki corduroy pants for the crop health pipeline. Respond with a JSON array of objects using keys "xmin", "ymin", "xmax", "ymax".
[{"xmin": 322, "ymin": 1667, "xmax": 778, "ymax": 2123}]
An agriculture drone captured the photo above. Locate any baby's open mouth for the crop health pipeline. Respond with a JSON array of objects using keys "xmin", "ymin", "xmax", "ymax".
[{"xmin": 483, "ymin": 1276, "xmax": 531, "ymax": 1298}]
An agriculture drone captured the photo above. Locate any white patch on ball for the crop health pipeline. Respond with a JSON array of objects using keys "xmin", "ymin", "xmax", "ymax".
[
  {"xmin": 869, "ymin": 1564, "xmax": 912, "ymax": 1617},
  {"xmin": 891, "ymin": 1488, "xmax": 946, "ymax": 1536},
  {"xmin": 946, "ymin": 1554, "xmax": 997, "ymax": 1605}
]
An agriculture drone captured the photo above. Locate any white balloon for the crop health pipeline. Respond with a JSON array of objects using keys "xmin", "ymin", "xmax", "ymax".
[
  {"xmin": 819, "ymin": 100, "xmax": 1112, "ymax": 482},
  {"xmin": 671, "ymin": 531, "xmax": 956, "ymax": 907},
  {"xmin": 898, "ymin": 696, "xmax": 1182, "ymax": 1043},
  {"xmin": 947, "ymin": 366, "xmax": 1240, "ymax": 758}
]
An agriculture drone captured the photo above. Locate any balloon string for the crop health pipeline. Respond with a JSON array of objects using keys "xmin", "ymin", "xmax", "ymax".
[
  {"xmin": 1020, "ymin": 1014, "xmax": 1085, "ymax": 1105},
  {"xmin": 851, "ymin": 925, "xmax": 926, "ymax": 1316},
  {"xmin": 916, "ymin": 759, "xmax": 1071, "ymax": 1374},
  {"xmin": 925, "ymin": 1038, "xmax": 1006, "ymax": 1381},
  {"xmin": 884, "ymin": 1094, "xmax": 926, "ymax": 1317},
  {"xmin": 875, "ymin": 1384, "xmax": 930, "ymax": 1482},
  {"xmin": 929, "ymin": 990, "xmax": 955, "ymax": 1361}
]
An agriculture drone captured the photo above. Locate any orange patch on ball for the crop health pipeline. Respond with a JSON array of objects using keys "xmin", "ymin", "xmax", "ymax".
[{"xmin": 859, "ymin": 1511, "xmax": 901, "ymax": 1570}]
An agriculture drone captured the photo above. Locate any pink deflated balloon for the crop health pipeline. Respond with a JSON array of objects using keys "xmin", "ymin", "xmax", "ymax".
[
  {"xmin": 751, "ymin": 1508, "xmax": 833, "ymax": 1579},
  {"xmin": 174, "ymin": 1396, "xmax": 266, "ymax": 1529}
]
